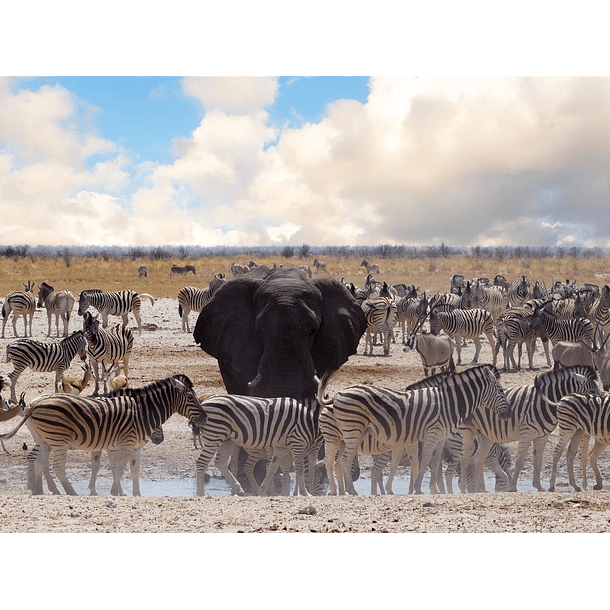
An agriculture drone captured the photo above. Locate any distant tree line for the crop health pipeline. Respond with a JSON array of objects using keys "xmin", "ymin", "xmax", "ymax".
[{"xmin": 0, "ymin": 242, "xmax": 608, "ymax": 263}]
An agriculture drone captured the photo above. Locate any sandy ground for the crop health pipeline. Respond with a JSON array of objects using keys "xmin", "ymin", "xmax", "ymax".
[{"xmin": 2, "ymin": 296, "xmax": 610, "ymax": 533}]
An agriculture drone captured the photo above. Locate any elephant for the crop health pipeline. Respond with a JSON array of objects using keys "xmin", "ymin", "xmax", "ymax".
[{"xmin": 193, "ymin": 265, "xmax": 367, "ymax": 401}]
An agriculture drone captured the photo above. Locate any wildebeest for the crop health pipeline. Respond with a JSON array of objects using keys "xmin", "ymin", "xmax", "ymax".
[{"xmin": 170, "ymin": 264, "xmax": 196, "ymax": 276}]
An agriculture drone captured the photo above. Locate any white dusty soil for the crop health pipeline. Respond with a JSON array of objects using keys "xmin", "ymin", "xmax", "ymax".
[{"xmin": 2, "ymin": 297, "xmax": 610, "ymax": 533}]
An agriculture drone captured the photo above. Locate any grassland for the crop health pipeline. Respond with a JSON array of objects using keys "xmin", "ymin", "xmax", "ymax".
[{"xmin": 1, "ymin": 252, "xmax": 610, "ymax": 300}]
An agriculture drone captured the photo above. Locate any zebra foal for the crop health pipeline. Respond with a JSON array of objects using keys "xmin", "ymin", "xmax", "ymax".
[
  {"xmin": 78, "ymin": 289, "xmax": 155, "ymax": 336},
  {"xmin": 177, "ymin": 274, "xmax": 226, "ymax": 332},
  {"xmin": 5, "ymin": 330, "xmax": 87, "ymax": 402},
  {"xmin": 318, "ymin": 365, "xmax": 511, "ymax": 495},
  {"xmin": 0, "ymin": 374, "xmax": 206, "ymax": 496},
  {"xmin": 2, "ymin": 281, "xmax": 37, "ymax": 338},
  {"xmin": 195, "ymin": 394, "xmax": 323, "ymax": 497},
  {"xmin": 82, "ymin": 311, "xmax": 134, "ymax": 396},
  {"xmin": 37, "ymin": 282, "xmax": 75, "ymax": 337}
]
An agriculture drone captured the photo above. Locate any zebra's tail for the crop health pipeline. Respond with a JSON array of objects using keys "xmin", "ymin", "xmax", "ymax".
[
  {"xmin": 317, "ymin": 370, "xmax": 336, "ymax": 406},
  {"xmin": 1, "ymin": 299, "xmax": 9, "ymax": 319},
  {"xmin": 140, "ymin": 293, "xmax": 155, "ymax": 307},
  {"xmin": 178, "ymin": 304, "xmax": 183, "ymax": 318}
]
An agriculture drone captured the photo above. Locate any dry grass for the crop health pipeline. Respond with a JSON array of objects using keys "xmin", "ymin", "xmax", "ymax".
[{"xmin": 1, "ymin": 253, "xmax": 610, "ymax": 300}]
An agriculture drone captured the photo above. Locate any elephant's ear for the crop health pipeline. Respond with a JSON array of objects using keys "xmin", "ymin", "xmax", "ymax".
[
  {"xmin": 311, "ymin": 277, "xmax": 367, "ymax": 374},
  {"xmin": 193, "ymin": 277, "xmax": 263, "ymax": 375}
]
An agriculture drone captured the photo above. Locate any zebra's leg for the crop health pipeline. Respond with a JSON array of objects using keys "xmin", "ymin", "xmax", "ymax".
[
  {"xmin": 470, "ymin": 435, "xmax": 494, "ymax": 492},
  {"xmin": 291, "ymin": 446, "xmax": 312, "ymax": 497},
  {"xmin": 531, "ymin": 436, "xmax": 549, "ymax": 491},
  {"xmin": 324, "ymin": 440, "xmax": 340, "ymax": 495},
  {"xmin": 89, "ymin": 451, "xmax": 102, "ymax": 495},
  {"xmin": 340, "ymin": 440, "xmax": 361, "ymax": 495},
  {"xmin": 132, "ymin": 308, "xmax": 142, "ymax": 336},
  {"xmin": 214, "ymin": 442, "xmax": 246, "ymax": 496},
  {"xmin": 548, "ymin": 433, "xmax": 573, "ymax": 492},
  {"xmin": 108, "ymin": 448, "xmax": 129, "ymax": 496},
  {"xmin": 454, "ymin": 334, "xmax": 463, "ymax": 365},
  {"xmin": 243, "ymin": 450, "xmax": 263, "ymax": 495},
  {"xmin": 471, "ymin": 337, "xmax": 483, "ymax": 364},
  {"xmin": 484, "ymin": 451, "xmax": 510, "ymax": 492},
  {"xmin": 589, "ymin": 439, "xmax": 607, "ymax": 490},
  {"xmin": 509, "ymin": 435, "xmax": 535, "ymax": 492},
  {"xmin": 458, "ymin": 427, "xmax": 479, "ymax": 493},
  {"xmin": 412, "ymin": 438, "xmax": 440, "ymax": 494},
  {"xmin": 129, "ymin": 447, "xmax": 142, "ymax": 496},
  {"xmin": 577, "ymin": 434, "xmax": 590, "ymax": 490},
  {"xmin": 565, "ymin": 429, "xmax": 585, "ymax": 492},
  {"xmin": 384, "ymin": 446, "xmax": 405, "ymax": 494},
  {"xmin": 371, "ymin": 453, "xmax": 389, "ymax": 495},
  {"xmin": 428, "ymin": 445, "xmax": 445, "ymax": 494},
  {"xmin": 52, "ymin": 447, "xmax": 78, "ymax": 495}
]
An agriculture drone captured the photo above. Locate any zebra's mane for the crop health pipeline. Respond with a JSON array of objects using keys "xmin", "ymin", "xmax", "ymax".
[
  {"xmin": 108, "ymin": 374, "xmax": 194, "ymax": 399},
  {"xmin": 534, "ymin": 364, "xmax": 597, "ymax": 389},
  {"xmin": 406, "ymin": 364, "xmax": 500, "ymax": 391}
]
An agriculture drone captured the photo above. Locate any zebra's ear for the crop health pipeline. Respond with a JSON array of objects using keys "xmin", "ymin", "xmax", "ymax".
[
  {"xmin": 171, "ymin": 377, "xmax": 186, "ymax": 392},
  {"xmin": 570, "ymin": 372, "xmax": 588, "ymax": 384}
]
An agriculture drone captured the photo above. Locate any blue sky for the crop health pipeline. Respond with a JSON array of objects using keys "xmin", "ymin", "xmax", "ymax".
[{"xmin": 3, "ymin": 75, "xmax": 610, "ymax": 249}]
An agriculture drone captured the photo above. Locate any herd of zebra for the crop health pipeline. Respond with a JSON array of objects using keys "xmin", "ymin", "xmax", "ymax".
[{"xmin": 3, "ymin": 268, "xmax": 610, "ymax": 498}]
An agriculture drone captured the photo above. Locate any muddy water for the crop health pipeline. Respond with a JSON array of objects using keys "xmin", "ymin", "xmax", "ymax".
[{"xmin": 67, "ymin": 472, "xmax": 535, "ymax": 497}]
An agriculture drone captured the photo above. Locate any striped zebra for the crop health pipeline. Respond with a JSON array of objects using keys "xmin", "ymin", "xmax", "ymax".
[
  {"xmin": 529, "ymin": 300, "xmax": 595, "ymax": 348},
  {"xmin": 548, "ymin": 392, "xmax": 610, "ymax": 492},
  {"xmin": 37, "ymin": 282, "xmax": 75, "ymax": 337},
  {"xmin": 82, "ymin": 311, "xmax": 134, "ymax": 396},
  {"xmin": 313, "ymin": 258, "xmax": 326, "ymax": 273},
  {"xmin": 507, "ymin": 276, "xmax": 531, "ymax": 308},
  {"xmin": 77, "ymin": 289, "xmax": 155, "ymax": 336},
  {"xmin": 589, "ymin": 284, "xmax": 610, "ymax": 346},
  {"xmin": 195, "ymin": 394, "xmax": 323, "ymax": 497},
  {"xmin": 429, "ymin": 307, "xmax": 497, "ymax": 366},
  {"xmin": 318, "ymin": 364, "xmax": 511, "ymax": 495},
  {"xmin": 2, "ymin": 281, "xmax": 37, "ymax": 338},
  {"xmin": 395, "ymin": 292, "xmax": 428, "ymax": 343},
  {"xmin": 361, "ymin": 282, "xmax": 397, "ymax": 356},
  {"xmin": 0, "ymin": 374, "xmax": 206, "ymax": 496},
  {"xmin": 460, "ymin": 365, "xmax": 601, "ymax": 492},
  {"xmin": 472, "ymin": 280, "xmax": 507, "ymax": 327},
  {"xmin": 177, "ymin": 273, "xmax": 226, "ymax": 332},
  {"xmin": 26, "ymin": 425, "xmax": 165, "ymax": 496},
  {"xmin": 170, "ymin": 264, "xmax": 196, "ymax": 276},
  {"xmin": 5, "ymin": 330, "xmax": 87, "ymax": 402},
  {"xmin": 360, "ymin": 259, "xmax": 380, "ymax": 275}
]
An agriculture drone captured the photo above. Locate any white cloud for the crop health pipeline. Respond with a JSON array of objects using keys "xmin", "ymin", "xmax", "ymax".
[
  {"xmin": 182, "ymin": 77, "xmax": 278, "ymax": 114},
  {"xmin": 4, "ymin": 77, "xmax": 610, "ymax": 249}
]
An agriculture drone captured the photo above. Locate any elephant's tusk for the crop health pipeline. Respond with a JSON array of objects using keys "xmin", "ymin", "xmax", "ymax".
[{"xmin": 248, "ymin": 373, "xmax": 262, "ymax": 388}]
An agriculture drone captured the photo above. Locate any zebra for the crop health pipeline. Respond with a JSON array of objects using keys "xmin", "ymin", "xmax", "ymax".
[
  {"xmin": 395, "ymin": 292, "xmax": 428, "ymax": 343},
  {"xmin": 194, "ymin": 394, "xmax": 323, "ymax": 497},
  {"xmin": 429, "ymin": 307, "xmax": 497, "ymax": 366},
  {"xmin": 361, "ymin": 282, "xmax": 397, "ymax": 356},
  {"xmin": 460, "ymin": 365, "xmax": 601, "ymax": 493},
  {"xmin": 37, "ymin": 282, "xmax": 75, "ymax": 337},
  {"xmin": 317, "ymin": 365, "xmax": 511, "ymax": 495},
  {"xmin": 472, "ymin": 280, "xmax": 507, "ymax": 327},
  {"xmin": 230, "ymin": 263, "xmax": 249, "ymax": 277},
  {"xmin": 360, "ymin": 259, "xmax": 380, "ymax": 275},
  {"xmin": 548, "ymin": 392, "xmax": 610, "ymax": 492},
  {"xmin": 177, "ymin": 273, "xmax": 226, "ymax": 332},
  {"xmin": 77, "ymin": 289, "xmax": 155, "ymax": 336},
  {"xmin": 589, "ymin": 284, "xmax": 610, "ymax": 346},
  {"xmin": 0, "ymin": 374, "xmax": 206, "ymax": 496},
  {"xmin": 2, "ymin": 281, "xmax": 37, "ymax": 338},
  {"xmin": 507, "ymin": 276, "xmax": 531, "ymax": 308},
  {"xmin": 82, "ymin": 311, "xmax": 134, "ymax": 396},
  {"xmin": 5, "ymin": 330, "xmax": 87, "ymax": 402},
  {"xmin": 529, "ymin": 300, "xmax": 595, "ymax": 348},
  {"xmin": 170, "ymin": 264, "xmax": 196, "ymax": 276},
  {"xmin": 312, "ymin": 258, "xmax": 326, "ymax": 273},
  {"xmin": 138, "ymin": 265, "xmax": 148, "ymax": 278}
]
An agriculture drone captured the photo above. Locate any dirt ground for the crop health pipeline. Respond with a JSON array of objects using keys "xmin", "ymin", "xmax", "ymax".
[{"xmin": 2, "ymin": 296, "xmax": 610, "ymax": 533}]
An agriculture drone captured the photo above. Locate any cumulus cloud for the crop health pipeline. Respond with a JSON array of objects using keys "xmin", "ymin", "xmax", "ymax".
[{"xmin": 3, "ymin": 76, "xmax": 610, "ymax": 248}]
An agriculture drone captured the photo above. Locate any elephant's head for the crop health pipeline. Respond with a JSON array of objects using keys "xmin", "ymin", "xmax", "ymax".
[{"xmin": 193, "ymin": 266, "xmax": 366, "ymax": 400}]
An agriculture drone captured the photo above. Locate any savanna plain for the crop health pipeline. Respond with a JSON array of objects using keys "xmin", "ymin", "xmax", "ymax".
[{"xmin": 2, "ymin": 251, "xmax": 610, "ymax": 533}]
